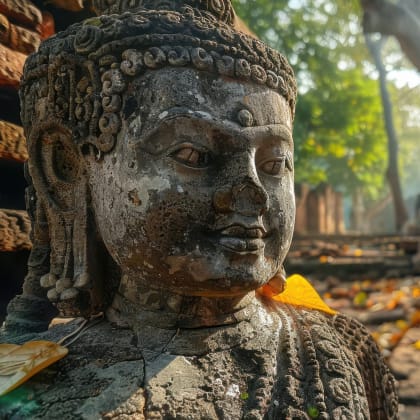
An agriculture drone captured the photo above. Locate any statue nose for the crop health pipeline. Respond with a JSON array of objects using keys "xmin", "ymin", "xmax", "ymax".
[{"xmin": 213, "ymin": 179, "xmax": 269, "ymax": 216}]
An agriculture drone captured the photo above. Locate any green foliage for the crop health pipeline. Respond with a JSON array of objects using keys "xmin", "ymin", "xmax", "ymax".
[
  {"xmin": 294, "ymin": 68, "xmax": 387, "ymax": 197},
  {"xmin": 233, "ymin": 0, "xmax": 389, "ymax": 197},
  {"xmin": 393, "ymin": 83, "xmax": 420, "ymax": 199}
]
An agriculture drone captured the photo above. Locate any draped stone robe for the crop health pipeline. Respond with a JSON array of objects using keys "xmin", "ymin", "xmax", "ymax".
[{"xmin": 0, "ymin": 301, "xmax": 398, "ymax": 419}]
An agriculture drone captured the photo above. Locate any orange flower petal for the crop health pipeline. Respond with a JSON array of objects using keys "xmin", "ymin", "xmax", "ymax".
[{"xmin": 260, "ymin": 274, "xmax": 337, "ymax": 316}]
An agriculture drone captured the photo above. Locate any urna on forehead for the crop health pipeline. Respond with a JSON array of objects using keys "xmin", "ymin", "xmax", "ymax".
[{"xmin": 123, "ymin": 67, "xmax": 293, "ymax": 134}]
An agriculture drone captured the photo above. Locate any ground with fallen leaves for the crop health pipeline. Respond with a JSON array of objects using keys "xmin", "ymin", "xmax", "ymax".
[
  {"xmin": 303, "ymin": 272, "xmax": 420, "ymax": 419},
  {"xmin": 285, "ymin": 235, "xmax": 420, "ymax": 418}
]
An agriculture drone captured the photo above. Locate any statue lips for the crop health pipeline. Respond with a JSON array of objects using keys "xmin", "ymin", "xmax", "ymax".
[{"xmin": 216, "ymin": 224, "xmax": 268, "ymax": 254}]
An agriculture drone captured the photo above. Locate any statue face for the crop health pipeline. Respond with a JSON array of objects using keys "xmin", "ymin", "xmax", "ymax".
[{"xmin": 87, "ymin": 68, "xmax": 295, "ymax": 297}]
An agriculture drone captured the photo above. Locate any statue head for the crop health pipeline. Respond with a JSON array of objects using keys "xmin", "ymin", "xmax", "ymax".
[{"xmin": 19, "ymin": 0, "xmax": 297, "ymax": 318}]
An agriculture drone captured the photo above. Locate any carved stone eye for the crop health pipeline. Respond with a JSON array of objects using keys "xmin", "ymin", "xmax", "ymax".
[
  {"xmin": 170, "ymin": 147, "xmax": 210, "ymax": 168},
  {"xmin": 260, "ymin": 158, "xmax": 286, "ymax": 176}
]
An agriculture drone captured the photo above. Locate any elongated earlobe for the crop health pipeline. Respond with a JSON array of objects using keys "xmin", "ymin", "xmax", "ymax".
[
  {"xmin": 25, "ymin": 121, "xmax": 106, "ymax": 317},
  {"xmin": 267, "ymin": 272, "xmax": 287, "ymax": 295},
  {"xmin": 257, "ymin": 266, "xmax": 286, "ymax": 299}
]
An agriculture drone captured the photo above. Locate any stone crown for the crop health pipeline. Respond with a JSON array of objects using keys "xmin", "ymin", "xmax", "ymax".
[
  {"xmin": 20, "ymin": 0, "xmax": 297, "ymax": 157},
  {"xmin": 92, "ymin": 0, "xmax": 235, "ymax": 24}
]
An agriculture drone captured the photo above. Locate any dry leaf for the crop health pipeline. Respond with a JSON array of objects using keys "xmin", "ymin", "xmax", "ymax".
[
  {"xmin": 387, "ymin": 290, "xmax": 405, "ymax": 310},
  {"xmin": 389, "ymin": 331, "xmax": 405, "ymax": 347},
  {"xmin": 259, "ymin": 274, "xmax": 337, "ymax": 315},
  {"xmin": 0, "ymin": 341, "xmax": 68, "ymax": 396},
  {"xmin": 353, "ymin": 291, "xmax": 368, "ymax": 307},
  {"xmin": 354, "ymin": 248, "xmax": 363, "ymax": 257},
  {"xmin": 410, "ymin": 310, "xmax": 420, "ymax": 327},
  {"xmin": 386, "ymin": 299, "xmax": 399, "ymax": 310},
  {"xmin": 395, "ymin": 319, "xmax": 408, "ymax": 330}
]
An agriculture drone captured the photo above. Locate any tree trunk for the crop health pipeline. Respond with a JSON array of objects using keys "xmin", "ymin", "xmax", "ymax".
[
  {"xmin": 351, "ymin": 188, "xmax": 366, "ymax": 232},
  {"xmin": 365, "ymin": 35, "xmax": 408, "ymax": 231},
  {"xmin": 361, "ymin": 0, "xmax": 420, "ymax": 70}
]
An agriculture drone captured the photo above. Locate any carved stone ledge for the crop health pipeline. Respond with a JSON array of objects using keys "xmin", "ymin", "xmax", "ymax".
[
  {"xmin": 0, "ymin": 120, "xmax": 28, "ymax": 162},
  {"xmin": 0, "ymin": 12, "xmax": 41, "ymax": 55},
  {"xmin": 0, "ymin": 0, "xmax": 42, "ymax": 31},
  {"xmin": 46, "ymin": 0, "xmax": 84, "ymax": 13},
  {"xmin": 0, "ymin": 209, "xmax": 31, "ymax": 252},
  {"xmin": 0, "ymin": 43, "xmax": 26, "ymax": 88}
]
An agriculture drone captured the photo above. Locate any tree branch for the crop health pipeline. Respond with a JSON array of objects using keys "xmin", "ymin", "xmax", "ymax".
[
  {"xmin": 361, "ymin": 0, "xmax": 420, "ymax": 70},
  {"xmin": 365, "ymin": 34, "xmax": 408, "ymax": 231}
]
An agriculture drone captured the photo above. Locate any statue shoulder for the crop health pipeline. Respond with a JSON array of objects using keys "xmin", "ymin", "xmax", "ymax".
[
  {"xmin": 333, "ymin": 312, "xmax": 399, "ymax": 419},
  {"xmin": 271, "ymin": 305, "xmax": 398, "ymax": 419},
  {"xmin": 0, "ymin": 320, "xmax": 146, "ymax": 419}
]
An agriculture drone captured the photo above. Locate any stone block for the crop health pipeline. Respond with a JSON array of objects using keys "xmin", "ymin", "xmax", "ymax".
[
  {"xmin": 0, "ymin": 43, "xmax": 26, "ymax": 88},
  {"xmin": 0, "ymin": 120, "xmax": 28, "ymax": 162},
  {"xmin": 0, "ymin": 0, "xmax": 42, "ymax": 30},
  {"xmin": 0, "ymin": 208, "xmax": 31, "ymax": 252},
  {"xmin": 0, "ymin": 12, "xmax": 41, "ymax": 54}
]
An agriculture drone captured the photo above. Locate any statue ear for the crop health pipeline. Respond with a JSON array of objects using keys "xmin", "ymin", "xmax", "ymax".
[
  {"xmin": 29, "ymin": 121, "xmax": 81, "ymax": 212},
  {"xmin": 27, "ymin": 120, "xmax": 105, "ymax": 317}
]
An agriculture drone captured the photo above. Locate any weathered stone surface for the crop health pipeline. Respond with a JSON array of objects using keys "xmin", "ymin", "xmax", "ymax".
[
  {"xmin": 0, "ymin": 120, "xmax": 28, "ymax": 162},
  {"xmin": 0, "ymin": 320, "xmax": 146, "ymax": 419},
  {"xmin": 0, "ymin": 0, "xmax": 42, "ymax": 30},
  {"xmin": 0, "ymin": 208, "xmax": 31, "ymax": 252},
  {"xmin": 0, "ymin": 305, "xmax": 398, "ymax": 419},
  {"xmin": 0, "ymin": 43, "xmax": 26, "ymax": 88},
  {"xmin": 0, "ymin": 12, "xmax": 41, "ymax": 54}
]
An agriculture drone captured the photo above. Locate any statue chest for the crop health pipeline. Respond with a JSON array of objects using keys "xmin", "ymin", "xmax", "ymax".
[
  {"xmin": 138, "ymin": 310, "xmax": 370, "ymax": 420},
  {"xmin": 0, "ymin": 310, "xmax": 371, "ymax": 419}
]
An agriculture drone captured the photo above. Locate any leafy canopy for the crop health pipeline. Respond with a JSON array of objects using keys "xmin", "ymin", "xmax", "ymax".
[{"xmin": 233, "ymin": 0, "xmax": 388, "ymax": 197}]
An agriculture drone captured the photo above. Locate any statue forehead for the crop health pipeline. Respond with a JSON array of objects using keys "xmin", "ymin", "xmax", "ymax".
[{"xmin": 126, "ymin": 68, "xmax": 292, "ymax": 128}]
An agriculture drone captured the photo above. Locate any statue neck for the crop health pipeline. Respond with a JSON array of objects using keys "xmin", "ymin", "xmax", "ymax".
[{"xmin": 107, "ymin": 273, "xmax": 257, "ymax": 330}]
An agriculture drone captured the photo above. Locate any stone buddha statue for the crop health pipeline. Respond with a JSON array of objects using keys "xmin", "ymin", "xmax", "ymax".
[{"xmin": 1, "ymin": 1, "xmax": 398, "ymax": 418}]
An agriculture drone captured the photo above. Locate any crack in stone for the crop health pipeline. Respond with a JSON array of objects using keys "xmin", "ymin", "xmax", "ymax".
[
  {"xmin": 140, "ymin": 353, "xmax": 147, "ymax": 420},
  {"xmin": 160, "ymin": 327, "xmax": 180, "ymax": 354}
]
